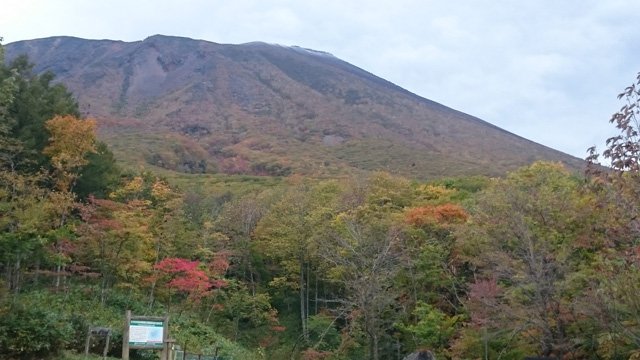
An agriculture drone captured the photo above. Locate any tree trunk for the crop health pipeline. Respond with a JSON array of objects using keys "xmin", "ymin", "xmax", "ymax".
[
  {"xmin": 371, "ymin": 333, "xmax": 379, "ymax": 360},
  {"xmin": 541, "ymin": 316, "xmax": 554, "ymax": 356},
  {"xmin": 148, "ymin": 279, "xmax": 157, "ymax": 311},
  {"xmin": 299, "ymin": 251, "xmax": 308, "ymax": 342},
  {"xmin": 306, "ymin": 258, "xmax": 310, "ymax": 317},
  {"xmin": 55, "ymin": 264, "xmax": 61, "ymax": 289},
  {"xmin": 148, "ymin": 248, "xmax": 161, "ymax": 312},
  {"xmin": 13, "ymin": 256, "xmax": 21, "ymax": 294},
  {"xmin": 365, "ymin": 309, "xmax": 380, "ymax": 360},
  {"xmin": 250, "ymin": 271, "xmax": 256, "ymax": 296},
  {"xmin": 234, "ymin": 317, "xmax": 240, "ymax": 342},
  {"xmin": 34, "ymin": 261, "xmax": 40, "ymax": 286},
  {"xmin": 4, "ymin": 261, "xmax": 10, "ymax": 289}
]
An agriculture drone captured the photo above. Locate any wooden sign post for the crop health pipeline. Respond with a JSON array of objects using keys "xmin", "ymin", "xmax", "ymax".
[
  {"xmin": 84, "ymin": 327, "xmax": 111, "ymax": 360},
  {"xmin": 122, "ymin": 310, "xmax": 169, "ymax": 360}
]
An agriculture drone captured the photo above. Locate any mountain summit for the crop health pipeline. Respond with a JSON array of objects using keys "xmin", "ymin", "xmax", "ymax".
[{"xmin": 5, "ymin": 35, "xmax": 584, "ymax": 178}]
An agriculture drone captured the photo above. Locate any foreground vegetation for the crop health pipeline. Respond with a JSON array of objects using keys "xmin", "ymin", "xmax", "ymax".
[{"xmin": 3, "ymin": 39, "xmax": 640, "ymax": 359}]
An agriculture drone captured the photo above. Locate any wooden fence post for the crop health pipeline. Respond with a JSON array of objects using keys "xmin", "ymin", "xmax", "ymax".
[
  {"xmin": 161, "ymin": 313, "xmax": 169, "ymax": 360},
  {"xmin": 103, "ymin": 331, "xmax": 110, "ymax": 360},
  {"xmin": 122, "ymin": 310, "xmax": 131, "ymax": 360},
  {"xmin": 84, "ymin": 329, "xmax": 91, "ymax": 358}
]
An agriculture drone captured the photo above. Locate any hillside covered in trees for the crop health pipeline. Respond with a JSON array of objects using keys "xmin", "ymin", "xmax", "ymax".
[
  {"xmin": 2, "ymin": 39, "xmax": 640, "ymax": 360},
  {"xmin": 4, "ymin": 36, "xmax": 585, "ymax": 179}
]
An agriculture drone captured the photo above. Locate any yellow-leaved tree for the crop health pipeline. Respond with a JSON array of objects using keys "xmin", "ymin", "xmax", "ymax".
[
  {"xmin": 43, "ymin": 114, "xmax": 97, "ymax": 193},
  {"xmin": 42, "ymin": 115, "xmax": 97, "ymax": 287}
]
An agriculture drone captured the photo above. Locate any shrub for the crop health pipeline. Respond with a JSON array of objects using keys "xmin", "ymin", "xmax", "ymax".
[{"xmin": 0, "ymin": 301, "xmax": 73, "ymax": 359}]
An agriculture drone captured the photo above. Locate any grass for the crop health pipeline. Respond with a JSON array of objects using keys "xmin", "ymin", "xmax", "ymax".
[
  {"xmin": 166, "ymin": 171, "xmax": 285, "ymax": 196},
  {"xmin": 60, "ymin": 351, "xmax": 120, "ymax": 360}
]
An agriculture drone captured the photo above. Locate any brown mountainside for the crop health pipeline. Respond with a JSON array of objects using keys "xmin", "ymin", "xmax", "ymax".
[{"xmin": 5, "ymin": 35, "xmax": 585, "ymax": 178}]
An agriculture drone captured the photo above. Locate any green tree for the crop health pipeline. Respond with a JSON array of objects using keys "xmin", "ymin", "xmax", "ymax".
[
  {"xmin": 74, "ymin": 141, "xmax": 121, "ymax": 199},
  {"xmin": 6, "ymin": 55, "xmax": 80, "ymax": 171},
  {"xmin": 0, "ymin": 39, "xmax": 22, "ymax": 176},
  {"xmin": 321, "ymin": 214, "xmax": 405, "ymax": 360},
  {"xmin": 315, "ymin": 173, "xmax": 413, "ymax": 360},
  {"xmin": 1, "ymin": 53, "xmax": 119, "ymax": 199},
  {"xmin": 400, "ymin": 199, "xmax": 470, "ymax": 357},
  {"xmin": 584, "ymin": 71, "xmax": 640, "ymax": 358},
  {"xmin": 254, "ymin": 180, "xmax": 341, "ymax": 345},
  {"xmin": 217, "ymin": 191, "xmax": 274, "ymax": 294},
  {"xmin": 0, "ymin": 168, "xmax": 51, "ymax": 293},
  {"xmin": 456, "ymin": 162, "xmax": 596, "ymax": 358}
]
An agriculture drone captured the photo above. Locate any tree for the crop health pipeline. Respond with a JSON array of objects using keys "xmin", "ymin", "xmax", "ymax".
[
  {"xmin": 40, "ymin": 115, "xmax": 97, "ymax": 288},
  {"xmin": 400, "ymin": 200, "xmax": 469, "ymax": 357},
  {"xmin": 149, "ymin": 258, "xmax": 225, "ymax": 313},
  {"xmin": 217, "ymin": 191, "xmax": 273, "ymax": 294},
  {"xmin": 0, "ymin": 37, "xmax": 15, "ymax": 127},
  {"xmin": 315, "ymin": 173, "xmax": 413, "ymax": 360},
  {"xmin": 584, "ymin": 71, "xmax": 640, "ymax": 358},
  {"xmin": 254, "ymin": 181, "xmax": 341, "ymax": 345},
  {"xmin": 44, "ymin": 115, "xmax": 97, "ymax": 193},
  {"xmin": 0, "ymin": 39, "xmax": 22, "ymax": 175},
  {"xmin": 402, "ymin": 301, "xmax": 462, "ymax": 355},
  {"xmin": 588, "ymin": 72, "xmax": 640, "ymax": 174},
  {"xmin": 0, "ymin": 48, "xmax": 94, "ymax": 294},
  {"xmin": 321, "ymin": 212, "xmax": 405, "ymax": 360},
  {"xmin": 6, "ymin": 55, "xmax": 80, "ymax": 171},
  {"xmin": 456, "ymin": 162, "xmax": 596, "ymax": 358},
  {"xmin": 0, "ymin": 168, "xmax": 51, "ymax": 292},
  {"xmin": 213, "ymin": 281, "xmax": 280, "ymax": 345},
  {"xmin": 74, "ymin": 141, "xmax": 121, "ymax": 199},
  {"xmin": 75, "ymin": 193, "xmax": 155, "ymax": 305},
  {"xmin": 1, "ymin": 53, "xmax": 118, "ymax": 199}
]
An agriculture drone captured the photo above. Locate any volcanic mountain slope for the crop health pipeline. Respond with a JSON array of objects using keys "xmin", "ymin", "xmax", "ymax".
[{"xmin": 5, "ymin": 35, "xmax": 585, "ymax": 178}]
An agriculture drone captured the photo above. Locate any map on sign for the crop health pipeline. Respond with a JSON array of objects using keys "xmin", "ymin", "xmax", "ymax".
[{"xmin": 129, "ymin": 320, "xmax": 163, "ymax": 346}]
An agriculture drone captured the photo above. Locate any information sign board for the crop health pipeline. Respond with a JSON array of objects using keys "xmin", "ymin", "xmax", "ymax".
[{"xmin": 129, "ymin": 320, "xmax": 164, "ymax": 346}]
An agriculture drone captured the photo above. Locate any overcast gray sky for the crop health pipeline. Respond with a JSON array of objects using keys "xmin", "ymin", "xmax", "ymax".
[{"xmin": 3, "ymin": 0, "xmax": 639, "ymax": 159}]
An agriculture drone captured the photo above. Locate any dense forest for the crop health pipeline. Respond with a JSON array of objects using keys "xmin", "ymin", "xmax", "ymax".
[{"xmin": 2, "ymin": 39, "xmax": 640, "ymax": 360}]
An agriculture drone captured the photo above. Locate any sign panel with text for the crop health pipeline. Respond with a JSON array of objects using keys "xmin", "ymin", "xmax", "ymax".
[{"xmin": 129, "ymin": 320, "xmax": 164, "ymax": 346}]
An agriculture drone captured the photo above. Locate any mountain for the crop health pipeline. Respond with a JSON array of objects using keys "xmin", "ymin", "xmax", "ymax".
[{"xmin": 4, "ymin": 35, "xmax": 585, "ymax": 179}]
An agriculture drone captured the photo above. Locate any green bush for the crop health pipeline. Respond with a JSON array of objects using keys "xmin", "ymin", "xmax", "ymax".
[{"xmin": 0, "ymin": 301, "xmax": 73, "ymax": 359}]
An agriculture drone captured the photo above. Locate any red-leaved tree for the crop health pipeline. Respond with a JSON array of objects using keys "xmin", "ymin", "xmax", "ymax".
[{"xmin": 149, "ymin": 257, "xmax": 229, "ymax": 313}]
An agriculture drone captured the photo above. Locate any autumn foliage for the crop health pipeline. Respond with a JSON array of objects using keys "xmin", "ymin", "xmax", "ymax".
[
  {"xmin": 4, "ymin": 53, "xmax": 640, "ymax": 360},
  {"xmin": 404, "ymin": 204, "xmax": 469, "ymax": 227},
  {"xmin": 44, "ymin": 115, "xmax": 97, "ymax": 191},
  {"xmin": 151, "ymin": 257, "xmax": 229, "ymax": 293}
]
